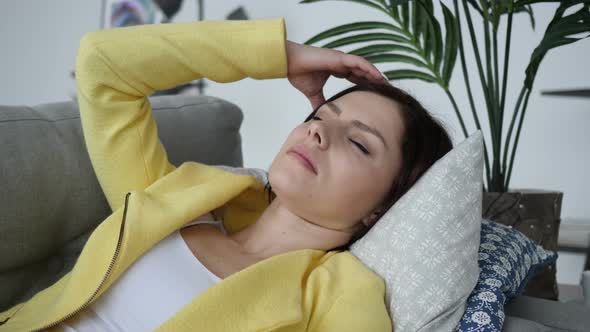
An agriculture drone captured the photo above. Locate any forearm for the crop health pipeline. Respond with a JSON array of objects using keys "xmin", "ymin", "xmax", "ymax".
[{"xmin": 75, "ymin": 17, "xmax": 287, "ymax": 98}]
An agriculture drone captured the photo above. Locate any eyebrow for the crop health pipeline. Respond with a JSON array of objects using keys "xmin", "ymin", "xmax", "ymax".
[{"xmin": 323, "ymin": 102, "xmax": 389, "ymax": 149}]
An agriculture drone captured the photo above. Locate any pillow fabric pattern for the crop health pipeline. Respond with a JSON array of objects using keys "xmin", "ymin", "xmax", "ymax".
[
  {"xmin": 350, "ymin": 131, "xmax": 484, "ymax": 332},
  {"xmin": 455, "ymin": 219, "xmax": 558, "ymax": 331}
]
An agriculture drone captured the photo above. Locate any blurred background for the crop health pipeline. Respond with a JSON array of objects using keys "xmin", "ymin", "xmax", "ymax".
[{"xmin": 0, "ymin": 0, "xmax": 588, "ymax": 290}]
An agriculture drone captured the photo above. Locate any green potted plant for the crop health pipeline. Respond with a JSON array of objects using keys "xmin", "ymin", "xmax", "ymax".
[{"xmin": 300, "ymin": 0, "xmax": 590, "ymax": 300}]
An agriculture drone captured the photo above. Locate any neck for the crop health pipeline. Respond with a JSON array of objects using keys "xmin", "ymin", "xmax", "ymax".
[{"xmin": 227, "ymin": 197, "xmax": 359, "ymax": 261}]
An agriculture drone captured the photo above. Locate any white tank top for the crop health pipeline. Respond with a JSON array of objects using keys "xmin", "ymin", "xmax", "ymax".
[{"xmin": 57, "ymin": 219, "xmax": 227, "ymax": 331}]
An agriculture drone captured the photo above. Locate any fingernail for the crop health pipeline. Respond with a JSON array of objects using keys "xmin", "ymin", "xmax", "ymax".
[{"xmin": 379, "ymin": 72, "xmax": 392, "ymax": 85}]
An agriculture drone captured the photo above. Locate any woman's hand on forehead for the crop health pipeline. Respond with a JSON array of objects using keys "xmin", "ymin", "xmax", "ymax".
[{"xmin": 285, "ymin": 40, "xmax": 388, "ymax": 109}]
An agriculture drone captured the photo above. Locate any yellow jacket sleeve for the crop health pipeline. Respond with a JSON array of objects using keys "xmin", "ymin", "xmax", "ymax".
[
  {"xmin": 75, "ymin": 18, "xmax": 288, "ymax": 212},
  {"xmin": 308, "ymin": 285, "xmax": 392, "ymax": 332}
]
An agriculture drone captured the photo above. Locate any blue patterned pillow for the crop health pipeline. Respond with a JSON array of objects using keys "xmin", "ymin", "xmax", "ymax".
[{"xmin": 455, "ymin": 219, "xmax": 558, "ymax": 331}]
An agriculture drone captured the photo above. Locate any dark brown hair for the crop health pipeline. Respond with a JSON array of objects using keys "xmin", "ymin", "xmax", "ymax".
[{"xmin": 264, "ymin": 81, "xmax": 453, "ymax": 251}]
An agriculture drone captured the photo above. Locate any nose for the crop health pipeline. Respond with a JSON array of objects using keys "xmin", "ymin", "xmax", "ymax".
[{"xmin": 307, "ymin": 121, "xmax": 327, "ymax": 149}]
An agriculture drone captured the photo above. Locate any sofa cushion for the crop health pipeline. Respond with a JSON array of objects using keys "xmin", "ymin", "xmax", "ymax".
[{"xmin": 0, "ymin": 94, "xmax": 244, "ymax": 312}]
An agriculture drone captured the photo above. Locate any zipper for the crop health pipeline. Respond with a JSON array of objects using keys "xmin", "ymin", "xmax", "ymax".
[{"xmin": 28, "ymin": 191, "xmax": 132, "ymax": 332}]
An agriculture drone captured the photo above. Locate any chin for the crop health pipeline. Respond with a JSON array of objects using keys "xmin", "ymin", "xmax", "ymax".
[{"xmin": 268, "ymin": 166, "xmax": 319, "ymax": 204}]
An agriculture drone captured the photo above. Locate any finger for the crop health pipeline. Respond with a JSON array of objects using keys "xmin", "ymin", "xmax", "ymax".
[
  {"xmin": 363, "ymin": 63, "xmax": 385, "ymax": 81},
  {"xmin": 355, "ymin": 56, "xmax": 383, "ymax": 81},
  {"xmin": 335, "ymin": 67, "xmax": 387, "ymax": 87},
  {"xmin": 330, "ymin": 53, "xmax": 362, "ymax": 78},
  {"xmin": 332, "ymin": 71, "xmax": 351, "ymax": 79},
  {"xmin": 334, "ymin": 69, "xmax": 362, "ymax": 81},
  {"xmin": 355, "ymin": 61, "xmax": 385, "ymax": 82},
  {"xmin": 332, "ymin": 54, "xmax": 387, "ymax": 84},
  {"xmin": 346, "ymin": 74, "xmax": 372, "ymax": 86},
  {"xmin": 308, "ymin": 91, "xmax": 326, "ymax": 110},
  {"xmin": 343, "ymin": 54, "xmax": 384, "ymax": 82},
  {"xmin": 349, "ymin": 68, "xmax": 382, "ymax": 85},
  {"xmin": 351, "ymin": 68, "xmax": 370, "ymax": 80}
]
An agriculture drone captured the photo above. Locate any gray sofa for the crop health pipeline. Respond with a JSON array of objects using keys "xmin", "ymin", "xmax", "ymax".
[{"xmin": 1, "ymin": 94, "xmax": 588, "ymax": 331}]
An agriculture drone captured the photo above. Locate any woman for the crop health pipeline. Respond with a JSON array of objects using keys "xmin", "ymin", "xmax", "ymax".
[{"xmin": 0, "ymin": 17, "xmax": 451, "ymax": 332}]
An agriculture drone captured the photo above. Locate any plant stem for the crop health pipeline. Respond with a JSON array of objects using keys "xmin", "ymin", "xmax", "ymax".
[
  {"xmin": 461, "ymin": 0, "xmax": 497, "ymax": 156},
  {"xmin": 446, "ymin": 89, "xmax": 493, "ymax": 193},
  {"xmin": 444, "ymin": 89, "xmax": 469, "ymax": 138},
  {"xmin": 464, "ymin": 0, "xmax": 499, "ymax": 191},
  {"xmin": 505, "ymin": 87, "xmax": 532, "ymax": 189},
  {"xmin": 493, "ymin": 22, "xmax": 501, "ymax": 149},
  {"xmin": 480, "ymin": 1, "xmax": 503, "ymax": 192},
  {"xmin": 481, "ymin": 1, "xmax": 495, "ymax": 118},
  {"xmin": 500, "ymin": 8, "xmax": 514, "ymax": 180},
  {"xmin": 493, "ymin": 32, "xmax": 504, "ymax": 190},
  {"xmin": 502, "ymin": 85, "xmax": 524, "ymax": 176},
  {"xmin": 453, "ymin": 0, "xmax": 491, "ymax": 191}
]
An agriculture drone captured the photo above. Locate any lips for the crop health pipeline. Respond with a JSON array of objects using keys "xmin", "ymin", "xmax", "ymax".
[{"xmin": 287, "ymin": 144, "xmax": 317, "ymax": 174}]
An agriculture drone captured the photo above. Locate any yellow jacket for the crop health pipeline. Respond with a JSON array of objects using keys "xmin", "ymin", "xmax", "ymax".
[{"xmin": 0, "ymin": 17, "xmax": 391, "ymax": 332}]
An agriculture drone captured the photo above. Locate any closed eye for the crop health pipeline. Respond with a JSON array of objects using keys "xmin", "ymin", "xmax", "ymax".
[
  {"xmin": 311, "ymin": 116, "xmax": 370, "ymax": 155},
  {"xmin": 350, "ymin": 139, "xmax": 369, "ymax": 154}
]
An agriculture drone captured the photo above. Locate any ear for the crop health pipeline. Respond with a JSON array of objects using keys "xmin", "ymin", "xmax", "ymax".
[{"xmin": 361, "ymin": 208, "xmax": 383, "ymax": 228}]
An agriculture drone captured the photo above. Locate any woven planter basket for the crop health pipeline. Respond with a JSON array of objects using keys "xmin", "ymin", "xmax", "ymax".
[{"xmin": 482, "ymin": 190, "xmax": 563, "ymax": 300}]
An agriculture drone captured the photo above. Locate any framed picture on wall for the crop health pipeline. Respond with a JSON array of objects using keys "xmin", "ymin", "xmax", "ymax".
[{"xmin": 100, "ymin": 0, "xmax": 165, "ymax": 29}]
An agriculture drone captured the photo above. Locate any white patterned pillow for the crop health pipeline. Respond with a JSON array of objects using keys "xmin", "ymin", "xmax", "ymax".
[{"xmin": 350, "ymin": 131, "xmax": 484, "ymax": 332}]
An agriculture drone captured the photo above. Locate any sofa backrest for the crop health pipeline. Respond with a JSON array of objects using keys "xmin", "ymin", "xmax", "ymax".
[{"xmin": 0, "ymin": 94, "xmax": 244, "ymax": 311}]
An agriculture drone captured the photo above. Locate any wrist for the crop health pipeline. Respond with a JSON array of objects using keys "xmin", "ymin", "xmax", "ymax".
[{"xmin": 286, "ymin": 40, "xmax": 297, "ymax": 75}]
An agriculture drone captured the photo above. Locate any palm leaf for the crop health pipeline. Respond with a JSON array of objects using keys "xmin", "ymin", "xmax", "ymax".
[
  {"xmin": 506, "ymin": 1, "xmax": 536, "ymax": 29},
  {"xmin": 390, "ymin": 0, "xmax": 411, "ymax": 4},
  {"xmin": 304, "ymin": 21, "xmax": 405, "ymax": 45},
  {"xmin": 412, "ymin": 0, "xmax": 426, "ymax": 45},
  {"xmin": 524, "ymin": 1, "xmax": 590, "ymax": 89},
  {"xmin": 383, "ymin": 69, "xmax": 438, "ymax": 83},
  {"xmin": 391, "ymin": 2, "xmax": 401, "ymax": 21},
  {"xmin": 321, "ymin": 32, "xmax": 412, "ymax": 48},
  {"xmin": 515, "ymin": 0, "xmax": 569, "ymax": 6},
  {"xmin": 419, "ymin": 1, "xmax": 443, "ymax": 72},
  {"xmin": 365, "ymin": 53, "xmax": 430, "ymax": 69},
  {"xmin": 469, "ymin": 0, "xmax": 537, "ymax": 29},
  {"xmin": 299, "ymin": 0, "xmax": 387, "ymax": 12},
  {"xmin": 302, "ymin": 0, "xmax": 454, "ymax": 86},
  {"xmin": 466, "ymin": 0, "xmax": 483, "ymax": 16},
  {"xmin": 522, "ymin": 5, "xmax": 536, "ymax": 30},
  {"xmin": 402, "ymin": 2, "xmax": 410, "ymax": 31},
  {"xmin": 348, "ymin": 43, "xmax": 419, "ymax": 56},
  {"xmin": 441, "ymin": 3, "xmax": 459, "ymax": 86}
]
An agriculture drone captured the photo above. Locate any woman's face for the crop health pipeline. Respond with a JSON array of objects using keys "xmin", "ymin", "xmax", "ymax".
[{"xmin": 268, "ymin": 90, "xmax": 405, "ymax": 231}]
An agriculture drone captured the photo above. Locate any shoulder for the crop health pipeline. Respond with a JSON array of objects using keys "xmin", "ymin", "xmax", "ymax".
[
  {"xmin": 308, "ymin": 251, "xmax": 392, "ymax": 332},
  {"xmin": 310, "ymin": 288, "xmax": 392, "ymax": 332},
  {"xmin": 318, "ymin": 251, "xmax": 386, "ymax": 292},
  {"xmin": 304, "ymin": 251, "xmax": 391, "ymax": 332}
]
